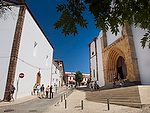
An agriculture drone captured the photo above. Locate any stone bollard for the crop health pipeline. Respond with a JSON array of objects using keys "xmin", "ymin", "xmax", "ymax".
[
  {"xmin": 65, "ymin": 100, "xmax": 67, "ymax": 109},
  {"xmin": 107, "ymin": 99, "xmax": 110, "ymax": 110},
  {"xmin": 81, "ymin": 100, "xmax": 83, "ymax": 110}
]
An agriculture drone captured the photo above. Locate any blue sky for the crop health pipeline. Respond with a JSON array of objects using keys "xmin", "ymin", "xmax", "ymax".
[{"xmin": 26, "ymin": 0, "xmax": 100, "ymax": 74}]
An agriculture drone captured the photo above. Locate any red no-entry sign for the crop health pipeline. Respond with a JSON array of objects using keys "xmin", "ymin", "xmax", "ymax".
[{"xmin": 19, "ymin": 73, "xmax": 24, "ymax": 78}]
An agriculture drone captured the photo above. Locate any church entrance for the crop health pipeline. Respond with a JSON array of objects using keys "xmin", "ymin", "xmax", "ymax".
[{"xmin": 117, "ymin": 56, "xmax": 127, "ymax": 79}]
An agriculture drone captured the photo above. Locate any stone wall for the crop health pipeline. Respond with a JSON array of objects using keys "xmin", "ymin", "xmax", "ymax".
[{"xmin": 100, "ymin": 25, "xmax": 141, "ymax": 85}]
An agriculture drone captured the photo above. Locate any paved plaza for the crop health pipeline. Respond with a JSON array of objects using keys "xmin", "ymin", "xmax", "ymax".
[{"xmin": 0, "ymin": 86, "xmax": 150, "ymax": 113}]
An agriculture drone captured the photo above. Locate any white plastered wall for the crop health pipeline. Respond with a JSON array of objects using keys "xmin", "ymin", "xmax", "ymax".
[
  {"xmin": 14, "ymin": 9, "xmax": 53, "ymax": 99},
  {"xmin": 106, "ymin": 25, "xmax": 122, "ymax": 46},
  {"xmin": 51, "ymin": 64, "xmax": 61, "ymax": 88},
  {"xmin": 0, "ymin": 6, "xmax": 20, "ymax": 100},
  {"xmin": 97, "ymin": 32, "xmax": 105, "ymax": 87},
  {"xmin": 131, "ymin": 27, "xmax": 150, "ymax": 85},
  {"xmin": 90, "ymin": 42, "xmax": 97, "ymax": 81}
]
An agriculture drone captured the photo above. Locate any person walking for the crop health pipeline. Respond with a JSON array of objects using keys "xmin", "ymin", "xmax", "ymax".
[
  {"xmin": 33, "ymin": 84, "xmax": 37, "ymax": 95},
  {"xmin": 55, "ymin": 85, "xmax": 58, "ymax": 94},
  {"xmin": 46, "ymin": 85, "xmax": 49, "ymax": 98},
  {"xmin": 36, "ymin": 84, "xmax": 40, "ymax": 96},
  {"xmin": 90, "ymin": 83, "xmax": 93, "ymax": 92},
  {"xmin": 94, "ymin": 81, "xmax": 98, "ymax": 91},
  {"xmin": 39, "ymin": 84, "xmax": 44, "ymax": 99},
  {"xmin": 10, "ymin": 85, "xmax": 15, "ymax": 101},
  {"xmin": 49, "ymin": 85, "xmax": 53, "ymax": 99}
]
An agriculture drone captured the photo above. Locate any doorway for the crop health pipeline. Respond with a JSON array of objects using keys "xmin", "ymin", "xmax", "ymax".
[{"xmin": 117, "ymin": 56, "xmax": 127, "ymax": 79}]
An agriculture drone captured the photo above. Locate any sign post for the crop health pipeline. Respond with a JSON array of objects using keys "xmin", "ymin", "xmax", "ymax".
[
  {"xmin": 15, "ymin": 73, "xmax": 25, "ymax": 99},
  {"xmin": 19, "ymin": 73, "xmax": 24, "ymax": 78}
]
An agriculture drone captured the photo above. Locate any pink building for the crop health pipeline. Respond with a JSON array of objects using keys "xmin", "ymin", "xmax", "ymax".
[{"xmin": 65, "ymin": 72, "xmax": 90, "ymax": 85}]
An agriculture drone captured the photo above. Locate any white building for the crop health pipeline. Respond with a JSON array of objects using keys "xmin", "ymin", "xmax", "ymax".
[
  {"xmin": 51, "ymin": 59, "xmax": 65, "ymax": 88},
  {"xmin": 0, "ymin": 0, "xmax": 54, "ymax": 101},
  {"xmin": 88, "ymin": 24, "xmax": 150, "ymax": 87}
]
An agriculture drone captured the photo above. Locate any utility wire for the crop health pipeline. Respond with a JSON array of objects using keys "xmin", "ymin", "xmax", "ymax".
[{"xmin": 0, "ymin": 55, "xmax": 54, "ymax": 70}]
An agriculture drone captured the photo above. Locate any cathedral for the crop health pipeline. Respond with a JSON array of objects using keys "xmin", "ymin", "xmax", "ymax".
[{"xmin": 88, "ymin": 24, "xmax": 150, "ymax": 87}]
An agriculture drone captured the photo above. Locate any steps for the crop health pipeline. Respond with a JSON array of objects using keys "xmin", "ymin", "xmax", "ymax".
[
  {"xmin": 99, "ymin": 79, "xmax": 136, "ymax": 90},
  {"xmin": 86, "ymin": 86, "xmax": 142, "ymax": 108}
]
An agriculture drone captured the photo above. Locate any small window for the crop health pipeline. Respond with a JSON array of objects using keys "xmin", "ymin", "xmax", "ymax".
[
  {"xmin": 93, "ymin": 69, "xmax": 95, "ymax": 78},
  {"xmin": 46, "ymin": 55, "xmax": 49, "ymax": 66},
  {"xmin": 33, "ymin": 41, "xmax": 38, "ymax": 57},
  {"xmin": 92, "ymin": 52, "xmax": 94, "ymax": 55}
]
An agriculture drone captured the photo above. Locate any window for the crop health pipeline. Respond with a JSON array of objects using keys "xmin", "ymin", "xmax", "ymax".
[
  {"xmin": 33, "ymin": 41, "xmax": 38, "ymax": 57},
  {"xmin": 46, "ymin": 55, "xmax": 49, "ymax": 66},
  {"xmin": 93, "ymin": 69, "xmax": 95, "ymax": 78},
  {"xmin": 92, "ymin": 52, "xmax": 94, "ymax": 55}
]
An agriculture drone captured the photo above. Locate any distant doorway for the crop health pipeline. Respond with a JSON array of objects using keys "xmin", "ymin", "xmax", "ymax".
[
  {"xmin": 117, "ymin": 56, "xmax": 127, "ymax": 79},
  {"xmin": 36, "ymin": 71, "xmax": 41, "ymax": 85}
]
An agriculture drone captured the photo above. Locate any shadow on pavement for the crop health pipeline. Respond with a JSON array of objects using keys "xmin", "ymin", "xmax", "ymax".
[{"xmin": 76, "ymin": 86, "xmax": 91, "ymax": 92}]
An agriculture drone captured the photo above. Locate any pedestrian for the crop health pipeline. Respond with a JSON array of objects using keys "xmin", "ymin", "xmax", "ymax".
[
  {"xmin": 49, "ymin": 85, "xmax": 53, "ymax": 99},
  {"xmin": 118, "ymin": 73, "xmax": 120, "ymax": 80},
  {"xmin": 46, "ymin": 85, "xmax": 49, "ymax": 98},
  {"xmin": 39, "ymin": 84, "xmax": 44, "ymax": 99},
  {"xmin": 90, "ymin": 83, "xmax": 93, "ymax": 92},
  {"xmin": 36, "ymin": 84, "xmax": 40, "ymax": 96},
  {"xmin": 33, "ymin": 84, "xmax": 37, "ymax": 95},
  {"xmin": 113, "ymin": 73, "xmax": 117, "ymax": 81},
  {"xmin": 55, "ymin": 85, "xmax": 58, "ymax": 94},
  {"xmin": 94, "ymin": 81, "xmax": 98, "ymax": 91},
  {"xmin": 66, "ymin": 84, "xmax": 68, "ymax": 90},
  {"xmin": 10, "ymin": 85, "xmax": 15, "ymax": 101}
]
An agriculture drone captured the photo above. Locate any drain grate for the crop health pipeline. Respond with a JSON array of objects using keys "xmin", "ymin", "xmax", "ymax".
[
  {"xmin": 29, "ymin": 110, "xmax": 37, "ymax": 112},
  {"xmin": 4, "ymin": 109, "xmax": 14, "ymax": 112}
]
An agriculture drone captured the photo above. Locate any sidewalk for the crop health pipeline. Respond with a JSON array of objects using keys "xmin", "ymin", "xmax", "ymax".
[
  {"xmin": 44, "ymin": 89, "xmax": 143, "ymax": 113},
  {"xmin": 0, "ymin": 85, "xmax": 66, "ymax": 107}
]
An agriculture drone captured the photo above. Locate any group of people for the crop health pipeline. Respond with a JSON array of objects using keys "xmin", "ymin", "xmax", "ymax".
[
  {"xmin": 33, "ymin": 83, "xmax": 58, "ymax": 99},
  {"xmin": 90, "ymin": 81, "xmax": 99, "ymax": 92},
  {"xmin": 113, "ymin": 73, "xmax": 124, "ymax": 88}
]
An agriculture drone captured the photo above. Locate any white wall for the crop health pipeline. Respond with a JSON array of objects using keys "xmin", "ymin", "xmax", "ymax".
[
  {"xmin": 0, "ymin": 6, "xmax": 20, "ymax": 100},
  {"xmin": 107, "ymin": 25, "xmax": 122, "ymax": 46},
  {"xmin": 14, "ymin": 9, "xmax": 53, "ymax": 99},
  {"xmin": 132, "ymin": 27, "xmax": 150, "ymax": 85},
  {"xmin": 51, "ymin": 64, "xmax": 61, "ymax": 88},
  {"xmin": 97, "ymin": 33, "xmax": 105, "ymax": 87},
  {"xmin": 90, "ymin": 41, "xmax": 97, "ymax": 81}
]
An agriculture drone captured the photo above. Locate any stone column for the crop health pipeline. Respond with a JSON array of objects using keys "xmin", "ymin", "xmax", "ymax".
[{"xmin": 122, "ymin": 24, "xmax": 140, "ymax": 84}]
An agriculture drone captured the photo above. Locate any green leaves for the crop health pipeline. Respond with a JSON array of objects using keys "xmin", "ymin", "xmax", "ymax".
[
  {"xmin": 54, "ymin": 0, "xmax": 88, "ymax": 36},
  {"xmin": 140, "ymin": 31, "xmax": 150, "ymax": 49},
  {"xmin": 15, "ymin": 0, "xmax": 26, "ymax": 3},
  {"xmin": 75, "ymin": 71, "xmax": 83, "ymax": 84}
]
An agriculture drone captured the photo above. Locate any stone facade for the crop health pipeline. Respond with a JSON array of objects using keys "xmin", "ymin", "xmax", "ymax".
[{"xmin": 100, "ymin": 24, "xmax": 141, "ymax": 85}]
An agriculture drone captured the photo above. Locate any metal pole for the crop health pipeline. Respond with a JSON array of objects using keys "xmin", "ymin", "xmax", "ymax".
[
  {"xmin": 64, "ymin": 94, "xmax": 65, "ymax": 100},
  {"xmin": 81, "ymin": 100, "xmax": 83, "ymax": 110},
  {"xmin": 107, "ymin": 99, "xmax": 110, "ymax": 110},
  {"xmin": 61, "ymin": 96, "xmax": 63, "ymax": 102},
  {"xmin": 65, "ymin": 100, "xmax": 67, "ymax": 109}
]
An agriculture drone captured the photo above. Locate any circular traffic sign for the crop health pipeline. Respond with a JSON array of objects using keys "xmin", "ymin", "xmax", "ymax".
[{"xmin": 19, "ymin": 73, "xmax": 24, "ymax": 78}]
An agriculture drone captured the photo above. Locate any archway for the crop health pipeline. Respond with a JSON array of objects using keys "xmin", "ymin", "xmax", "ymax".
[
  {"xmin": 117, "ymin": 56, "xmax": 127, "ymax": 79},
  {"xmin": 106, "ymin": 47, "xmax": 126, "ymax": 83}
]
